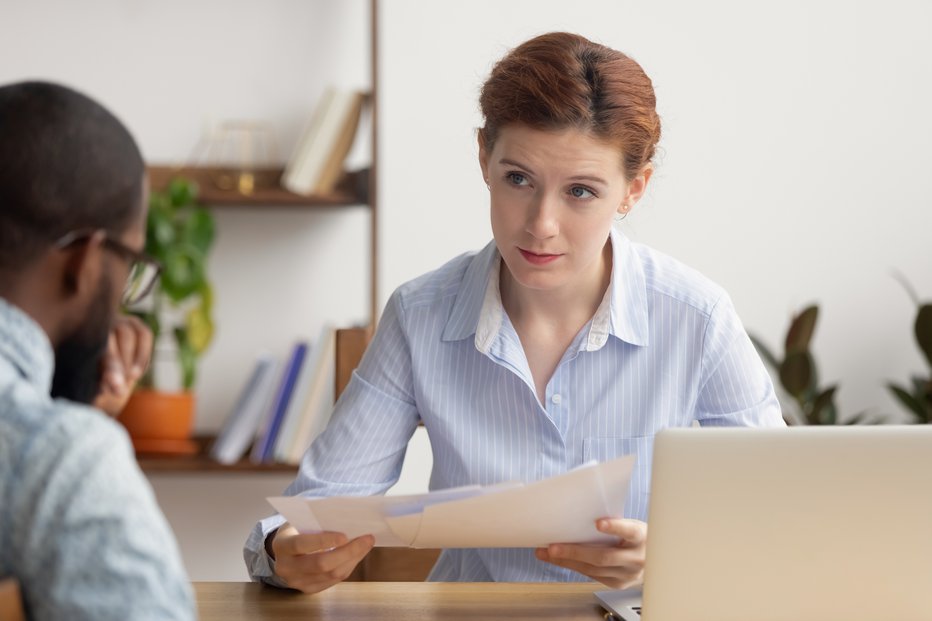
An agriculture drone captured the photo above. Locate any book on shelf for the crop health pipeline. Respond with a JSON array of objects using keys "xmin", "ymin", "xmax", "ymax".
[
  {"xmin": 209, "ymin": 355, "xmax": 279, "ymax": 465},
  {"xmin": 282, "ymin": 325, "xmax": 337, "ymax": 464},
  {"xmin": 271, "ymin": 332, "xmax": 321, "ymax": 463},
  {"xmin": 282, "ymin": 88, "xmax": 367, "ymax": 196},
  {"xmin": 250, "ymin": 341, "xmax": 309, "ymax": 464}
]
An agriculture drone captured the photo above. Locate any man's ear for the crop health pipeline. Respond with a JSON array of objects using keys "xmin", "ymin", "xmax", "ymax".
[
  {"xmin": 620, "ymin": 164, "xmax": 654, "ymax": 214},
  {"xmin": 60, "ymin": 231, "xmax": 106, "ymax": 300},
  {"xmin": 477, "ymin": 129, "xmax": 491, "ymax": 185}
]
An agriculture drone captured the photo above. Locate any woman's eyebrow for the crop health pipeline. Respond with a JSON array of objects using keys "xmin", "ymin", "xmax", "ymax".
[
  {"xmin": 499, "ymin": 158, "xmax": 607, "ymax": 186},
  {"xmin": 499, "ymin": 158, "xmax": 535, "ymax": 174},
  {"xmin": 569, "ymin": 174, "xmax": 608, "ymax": 185}
]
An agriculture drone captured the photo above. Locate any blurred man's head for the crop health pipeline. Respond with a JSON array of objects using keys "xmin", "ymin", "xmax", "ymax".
[{"xmin": 0, "ymin": 81, "xmax": 147, "ymax": 404}]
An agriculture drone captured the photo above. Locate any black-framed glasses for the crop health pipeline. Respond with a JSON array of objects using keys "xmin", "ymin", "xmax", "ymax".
[{"xmin": 54, "ymin": 229, "xmax": 163, "ymax": 306}]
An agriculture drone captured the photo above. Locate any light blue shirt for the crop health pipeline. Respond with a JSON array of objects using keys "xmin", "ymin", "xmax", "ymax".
[
  {"xmin": 245, "ymin": 228, "xmax": 783, "ymax": 584},
  {"xmin": 0, "ymin": 297, "xmax": 195, "ymax": 620}
]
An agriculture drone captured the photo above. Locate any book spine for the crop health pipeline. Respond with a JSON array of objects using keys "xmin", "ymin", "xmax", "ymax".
[
  {"xmin": 282, "ymin": 88, "xmax": 336, "ymax": 195},
  {"xmin": 272, "ymin": 339, "xmax": 318, "ymax": 463},
  {"xmin": 250, "ymin": 342, "xmax": 308, "ymax": 463},
  {"xmin": 210, "ymin": 356, "xmax": 271, "ymax": 464},
  {"xmin": 286, "ymin": 327, "xmax": 337, "ymax": 463},
  {"xmin": 283, "ymin": 89, "xmax": 355, "ymax": 195}
]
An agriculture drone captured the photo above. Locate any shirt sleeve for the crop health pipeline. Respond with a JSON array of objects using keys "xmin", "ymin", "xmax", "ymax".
[
  {"xmin": 695, "ymin": 293, "xmax": 785, "ymax": 427},
  {"xmin": 244, "ymin": 289, "xmax": 422, "ymax": 584},
  {"xmin": 13, "ymin": 409, "xmax": 194, "ymax": 621}
]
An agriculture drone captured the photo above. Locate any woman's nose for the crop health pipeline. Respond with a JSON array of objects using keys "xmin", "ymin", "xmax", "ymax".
[{"xmin": 525, "ymin": 192, "xmax": 559, "ymax": 239}]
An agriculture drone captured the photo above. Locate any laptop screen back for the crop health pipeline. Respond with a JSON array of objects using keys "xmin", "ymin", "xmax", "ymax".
[{"xmin": 641, "ymin": 426, "xmax": 932, "ymax": 621}]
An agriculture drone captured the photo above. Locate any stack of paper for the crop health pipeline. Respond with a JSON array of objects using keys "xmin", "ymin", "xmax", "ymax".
[{"xmin": 268, "ymin": 454, "xmax": 634, "ymax": 548}]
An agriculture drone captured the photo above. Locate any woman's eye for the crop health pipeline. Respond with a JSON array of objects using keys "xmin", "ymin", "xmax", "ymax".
[
  {"xmin": 570, "ymin": 185, "xmax": 595, "ymax": 199},
  {"xmin": 506, "ymin": 172, "xmax": 529, "ymax": 186}
]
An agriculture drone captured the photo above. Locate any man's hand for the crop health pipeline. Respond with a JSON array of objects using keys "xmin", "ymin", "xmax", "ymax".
[
  {"xmin": 94, "ymin": 315, "xmax": 153, "ymax": 417},
  {"xmin": 271, "ymin": 523, "xmax": 375, "ymax": 594},
  {"xmin": 536, "ymin": 518, "xmax": 647, "ymax": 589}
]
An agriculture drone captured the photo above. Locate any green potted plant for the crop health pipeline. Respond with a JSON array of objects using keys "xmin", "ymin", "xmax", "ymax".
[
  {"xmin": 751, "ymin": 305, "xmax": 838, "ymax": 425},
  {"xmin": 887, "ymin": 279, "xmax": 932, "ymax": 423},
  {"xmin": 750, "ymin": 305, "xmax": 879, "ymax": 425},
  {"xmin": 118, "ymin": 177, "xmax": 216, "ymax": 452}
]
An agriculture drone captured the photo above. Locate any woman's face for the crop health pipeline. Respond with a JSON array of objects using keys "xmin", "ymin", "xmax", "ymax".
[{"xmin": 479, "ymin": 124, "xmax": 649, "ymax": 296}]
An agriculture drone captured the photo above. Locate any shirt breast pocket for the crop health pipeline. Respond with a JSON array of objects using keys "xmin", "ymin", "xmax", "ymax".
[{"xmin": 583, "ymin": 436, "xmax": 654, "ymax": 521}]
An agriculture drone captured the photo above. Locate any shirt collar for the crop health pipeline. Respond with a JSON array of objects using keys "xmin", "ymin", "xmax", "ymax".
[
  {"xmin": 602, "ymin": 226, "xmax": 650, "ymax": 348},
  {"xmin": 441, "ymin": 227, "xmax": 650, "ymax": 350},
  {"xmin": 0, "ymin": 296, "xmax": 55, "ymax": 394},
  {"xmin": 441, "ymin": 240, "xmax": 500, "ymax": 344}
]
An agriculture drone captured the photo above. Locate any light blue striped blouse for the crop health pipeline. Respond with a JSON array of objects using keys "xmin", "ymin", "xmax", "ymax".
[{"xmin": 245, "ymin": 227, "xmax": 784, "ymax": 584}]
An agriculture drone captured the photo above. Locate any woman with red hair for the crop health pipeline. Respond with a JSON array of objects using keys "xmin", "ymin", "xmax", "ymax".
[{"xmin": 246, "ymin": 32, "xmax": 783, "ymax": 593}]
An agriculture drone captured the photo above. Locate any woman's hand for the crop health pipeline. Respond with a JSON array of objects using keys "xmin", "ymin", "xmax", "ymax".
[
  {"xmin": 270, "ymin": 523, "xmax": 375, "ymax": 594},
  {"xmin": 535, "ymin": 518, "xmax": 647, "ymax": 589},
  {"xmin": 94, "ymin": 315, "xmax": 153, "ymax": 417}
]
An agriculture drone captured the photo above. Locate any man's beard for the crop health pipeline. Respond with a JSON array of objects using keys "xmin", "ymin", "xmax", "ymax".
[{"xmin": 50, "ymin": 275, "xmax": 114, "ymax": 405}]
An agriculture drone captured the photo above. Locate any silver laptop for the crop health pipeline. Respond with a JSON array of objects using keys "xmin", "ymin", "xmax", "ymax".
[{"xmin": 596, "ymin": 426, "xmax": 932, "ymax": 621}]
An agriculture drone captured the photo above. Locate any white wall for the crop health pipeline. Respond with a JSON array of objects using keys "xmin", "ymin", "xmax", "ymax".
[
  {"xmin": 3, "ymin": 0, "xmax": 931, "ymax": 580},
  {"xmin": 0, "ymin": 0, "xmax": 373, "ymax": 432},
  {"xmin": 378, "ymin": 0, "xmax": 932, "ymax": 422},
  {"xmin": 1, "ymin": 0, "xmax": 377, "ymax": 581}
]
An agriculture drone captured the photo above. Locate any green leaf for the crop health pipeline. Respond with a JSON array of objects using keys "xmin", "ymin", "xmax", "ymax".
[
  {"xmin": 169, "ymin": 177, "xmax": 198, "ymax": 208},
  {"xmin": 915, "ymin": 304, "xmax": 932, "ymax": 368},
  {"xmin": 146, "ymin": 203, "xmax": 175, "ymax": 257},
  {"xmin": 149, "ymin": 190, "xmax": 170, "ymax": 213},
  {"xmin": 810, "ymin": 385, "xmax": 838, "ymax": 425},
  {"xmin": 749, "ymin": 334, "xmax": 779, "ymax": 370},
  {"xmin": 785, "ymin": 305, "xmax": 819, "ymax": 354},
  {"xmin": 160, "ymin": 245, "xmax": 205, "ymax": 302},
  {"xmin": 805, "ymin": 351, "xmax": 820, "ymax": 396},
  {"xmin": 910, "ymin": 376, "xmax": 928, "ymax": 398},
  {"xmin": 199, "ymin": 282, "xmax": 214, "ymax": 313},
  {"xmin": 780, "ymin": 350, "xmax": 812, "ymax": 398},
  {"xmin": 887, "ymin": 383, "xmax": 927, "ymax": 421},
  {"xmin": 186, "ymin": 302, "xmax": 214, "ymax": 355},
  {"xmin": 175, "ymin": 328, "xmax": 197, "ymax": 390},
  {"xmin": 181, "ymin": 206, "xmax": 215, "ymax": 256}
]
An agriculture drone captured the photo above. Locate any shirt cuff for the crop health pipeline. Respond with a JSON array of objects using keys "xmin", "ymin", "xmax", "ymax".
[{"xmin": 244, "ymin": 513, "xmax": 289, "ymax": 588}]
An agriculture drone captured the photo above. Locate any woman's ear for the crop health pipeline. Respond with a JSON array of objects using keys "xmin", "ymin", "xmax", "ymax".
[{"xmin": 621, "ymin": 164, "xmax": 654, "ymax": 214}]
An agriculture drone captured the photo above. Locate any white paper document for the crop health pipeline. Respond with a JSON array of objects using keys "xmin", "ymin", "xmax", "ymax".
[{"xmin": 267, "ymin": 454, "xmax": 635, "ymax": 548}]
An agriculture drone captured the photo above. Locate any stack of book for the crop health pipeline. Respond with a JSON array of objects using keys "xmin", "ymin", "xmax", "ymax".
[
  {"xmin": 282, "ymin": 87, "xmax": 368, "ymax": 196},
  {"xmin": 210, "ymin": 325, "xmax": 338, "ymax": 465}
]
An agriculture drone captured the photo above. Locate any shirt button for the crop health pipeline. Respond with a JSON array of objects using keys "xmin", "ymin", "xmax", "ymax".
[{"xmin": 551, "ymin": 394, "xmax": 562, "ymax": 405}]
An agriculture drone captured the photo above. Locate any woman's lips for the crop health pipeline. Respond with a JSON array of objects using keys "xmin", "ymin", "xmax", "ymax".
[{"xmin": 519, "ymin": 248, "xmax": 562, "ymax": 265}]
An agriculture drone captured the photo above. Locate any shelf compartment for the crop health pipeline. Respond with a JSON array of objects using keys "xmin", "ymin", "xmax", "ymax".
[
  {"xmin": 147, "ymin": 165, "xmax": 367, "ymax": 208},
  {"xmin": 136, "ymin": 436, "xmax": 298, "ymax": 474}
]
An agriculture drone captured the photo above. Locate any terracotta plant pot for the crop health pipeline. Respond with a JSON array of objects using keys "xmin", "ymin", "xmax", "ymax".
[{"xmin": 118, "ymin": 389, "xmax": 197, "ymax": 455}]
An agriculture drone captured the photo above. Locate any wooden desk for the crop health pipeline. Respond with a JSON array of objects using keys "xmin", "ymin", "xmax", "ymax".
[{"xmin": 195, "ymin": 582, "xmax": 606, "ymax": 621}]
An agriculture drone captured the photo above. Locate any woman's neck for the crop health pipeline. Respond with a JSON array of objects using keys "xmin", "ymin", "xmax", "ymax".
[{"xmin": 499, "ymin": 240, "xmax": 612, "ymax": 333}]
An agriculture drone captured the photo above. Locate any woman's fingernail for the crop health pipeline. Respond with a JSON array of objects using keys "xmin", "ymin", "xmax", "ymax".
[
  {"xmin": 550, "ymin": 545, "xmax": 562, "ymax": 556},
  {"xmin": 598, "ymin": 519, "xmax": 610, "ymax": 530}
]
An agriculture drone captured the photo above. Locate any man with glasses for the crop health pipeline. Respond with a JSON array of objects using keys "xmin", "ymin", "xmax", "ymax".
[{"xmin": 0, "ymin": 81, "xmax": 194, "ymax": 620}]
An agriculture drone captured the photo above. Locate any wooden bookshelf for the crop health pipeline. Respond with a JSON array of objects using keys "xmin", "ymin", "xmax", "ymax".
[
  {"xmin": 137, "ymin": 0, "xmax": 382, "ymax": 474},
  {"xmin": 147, "ymin": 165, "xmax": 367, "ymax": 208},
  {"xmin": 136, "ymin": 436, "xmax": 298, "ymax": 474},
  {"xmin": 135, "ymin": 328, "xmax": 372, "ymax": 475}
]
